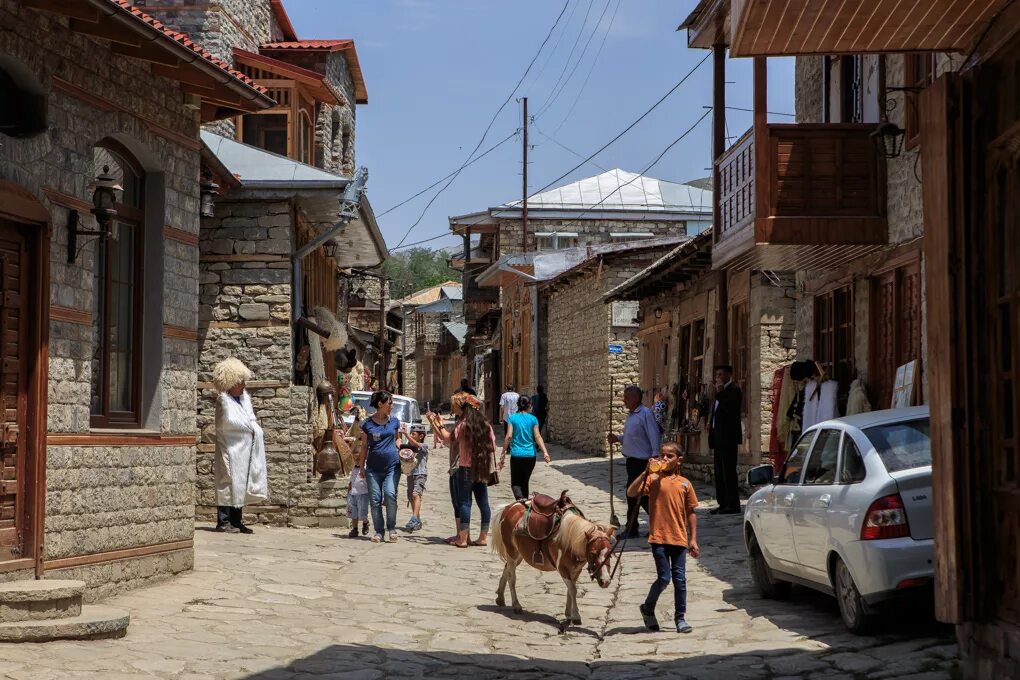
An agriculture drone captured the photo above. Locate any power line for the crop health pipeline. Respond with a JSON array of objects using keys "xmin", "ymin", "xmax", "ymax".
[
  {"xmin": 535, "ymin": 0, "xmax": 596, "ymax": 120},
  {"xmin": 537, "ymin": 0, "xmax": 614, "ymax": 121},
  {"xmin": 388, "ymin": 0, "xmax": 571, "ymax": 251},
  {"xmin": 526, "ymin": 0, "xmax": 578, "ymax": 92},
  {"xmin": 533, "ymin": 123, "xmax": 609, "ymax": 172},
  {"xmin": 527, "ymin": 52, "xmax": 711, "ymax": 201},
  {"xmin": 551, "ymin": 0, "xmax": 620, "ymax": 134},
  {"xmin": 376, "ymin": 131, "xmax": 518, "ymax": 218}
]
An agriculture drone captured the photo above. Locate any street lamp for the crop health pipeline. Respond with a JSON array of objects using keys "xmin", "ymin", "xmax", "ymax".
[
  {"xmin": 67, "ymin": 165, "xmax": 120, "ymax": 264},
  {"xmin": 872, "ymin": 122, "xmax": 905, "ymax": 160}
]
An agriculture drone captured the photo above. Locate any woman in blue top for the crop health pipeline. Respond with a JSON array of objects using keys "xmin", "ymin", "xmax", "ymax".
[
  {"xmin": 499, "ymin": 395, "xmax": 551, "ymax": 500},
  {"xmin": 358, "ymin": 391, "xmax": 401, "ymax": 543}
]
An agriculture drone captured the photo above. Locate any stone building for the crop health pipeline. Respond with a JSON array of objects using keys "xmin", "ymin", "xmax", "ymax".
[
  {"xmin": 603, "ymin": 234, "xmax": 796, "ymax": 487},
  {"xmin": 411, "ymin": 286, "xmax": 464, "ymax": 406},
  {"xmin": 450, "ymin": 169, "xmax": 711, "ymax": 422},
  {"xmin": 166, "ymin": 1, "xmax": 386, "ymax": 528},
  {"xmin": 391, "ymin": 280, "xmax": 460, "ymax": 398},
  {"xmin": 0, "ymin": 0, "xmax": 274, "ymax": 631},
  {"xmin": 540, "ymin": 237, "xmax": 688, "ymax": 456}
]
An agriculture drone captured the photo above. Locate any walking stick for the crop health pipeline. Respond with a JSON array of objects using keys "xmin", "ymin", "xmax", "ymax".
[{"xmin": 608, "ymin": 375, "xmax": 621, "ymax": 528}]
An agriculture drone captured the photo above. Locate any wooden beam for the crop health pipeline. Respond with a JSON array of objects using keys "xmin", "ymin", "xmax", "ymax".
[
  {"xmin": 110, "ymin": 43, "xmax": 180, "ymax": 67},
  {"xmin": 153, "ymin": 64, "xmax": 218, "ymax": 90},
  {"xmin": 20, "ymin": 0, "xmax": 99, "ymax": 22},
  {"xmin": 68, "ymin": 18, "xmax": 142, "ymax": 46},
  {"xmin": 43, "ymin": 540, "xmax": 194, "ymax": 572},
  {"xmin": 46, "ymin": 434, "xmax": 198, "ymax": 446}
]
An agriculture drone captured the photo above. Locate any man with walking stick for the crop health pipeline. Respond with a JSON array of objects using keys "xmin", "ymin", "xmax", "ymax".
[{"xmin": 607, "ymin": 385, "xmax": 661, "ymax": 538}]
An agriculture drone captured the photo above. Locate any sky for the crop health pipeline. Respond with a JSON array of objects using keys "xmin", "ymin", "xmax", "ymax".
[{"xmin": 286, "ymin": 0, "xmax": 795, "ymax": 253}]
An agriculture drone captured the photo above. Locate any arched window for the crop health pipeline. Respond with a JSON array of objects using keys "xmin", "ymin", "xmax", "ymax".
[{"xmin": 90, "ymin": 142, "xmax": 144, "ymax": 427}]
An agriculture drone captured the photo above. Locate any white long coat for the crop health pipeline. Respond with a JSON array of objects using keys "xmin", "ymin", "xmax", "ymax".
[{"xmin": 214, "ymin": 391, "xmax": 269, "ymax": 507}]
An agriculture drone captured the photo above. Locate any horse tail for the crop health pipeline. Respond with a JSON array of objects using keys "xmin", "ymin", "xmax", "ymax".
[{"xmin": 490, "ymin": 504, "xmax": 512, "ymax": 562}]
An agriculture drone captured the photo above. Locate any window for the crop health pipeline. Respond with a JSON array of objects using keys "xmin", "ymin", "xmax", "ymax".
[
  {"xmin": 690, "ymin": 319, "xmax": 706, "ymax": 397},
  {"xmin": 839, "ymin": 435, "xmax": 866, "ymax": 483},
  {"xmin": 814, "ymin": 285, "xmax": 854, "ymax": 414},
  {"xmin": 804, "ymin": 428, "xmax": 840, "ymax": 485},
  {"xmin": 782, "ymin": 430, "xmax": 816, "ymax": 485},
  {"xmin": 535, "ymin": 233, "xmax": 578, "ymax": 251},
  {"xmin": 864, "ymin": 419, "xmax": 931, "ymax": 473},
  {"xmin": 730, "ymin": 301, "xmax": 748, "ymax": 414},
  {"xmin": 299, "ymin": 111, "xmax": 313, "ymax": 165},
  {"xmin": 90, "ymin": 144, "xmax": 143, "ymax": 427},
  {"xmin": 904, "ymin": 53, "xmax": 937, "ymax": 149},
  {"xmin": 610, "ymin": 232, "xmax": 654, "ymax": 240},
  {"xmin": 871, "ymin": 260, "xmax": 922, "ymax": 409},
  {"xmin": 242, "ymin": 114, "xmax": 288, "ymax": 157}
]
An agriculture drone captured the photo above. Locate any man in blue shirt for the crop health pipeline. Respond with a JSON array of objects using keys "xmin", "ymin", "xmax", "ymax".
[{"xmin": 608, "ymin": 385, "xmax": 661, "ymax": 538}]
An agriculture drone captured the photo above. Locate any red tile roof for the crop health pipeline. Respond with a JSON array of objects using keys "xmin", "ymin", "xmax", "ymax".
[
  {"xmin": 106, "ymin": 0, "xmax": 268, "ymax": 96},
  {"xmin": 260, "ymin": 40, "xmax": 355, "ymax": 51}
]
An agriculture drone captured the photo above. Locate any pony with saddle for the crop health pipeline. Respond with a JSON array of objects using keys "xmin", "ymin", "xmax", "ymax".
[{"xmin": 491, "ymin": 491, "xmax": 616, "ymax": 629}]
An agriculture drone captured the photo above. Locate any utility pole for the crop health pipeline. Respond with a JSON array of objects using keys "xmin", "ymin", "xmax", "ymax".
[
  {"xmin": 378, "ymin": 277, "xmax": 387, "ymax": 389},
  {"xmin": 522, "ymin": 96, "xmax": 529, "ymax": 252}
]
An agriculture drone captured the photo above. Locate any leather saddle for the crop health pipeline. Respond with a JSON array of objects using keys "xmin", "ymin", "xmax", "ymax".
[{"xmin": 517, "ymin": 490, "xmax": 580, "ymax": 542}]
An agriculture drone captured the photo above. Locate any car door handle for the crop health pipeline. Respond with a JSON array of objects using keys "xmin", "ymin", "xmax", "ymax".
[
  {"xmin": 781, "ymin": 493, "xmax": 795, "ymax": 506},
  {"xmin": 814, "ymin": 494, "xmax": 831, "ymax": 508}
]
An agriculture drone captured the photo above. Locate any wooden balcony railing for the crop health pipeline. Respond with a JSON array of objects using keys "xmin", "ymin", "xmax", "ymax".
[{"xmin": 713, "ymin": 123, "xmax": 887, "ymax": 270}]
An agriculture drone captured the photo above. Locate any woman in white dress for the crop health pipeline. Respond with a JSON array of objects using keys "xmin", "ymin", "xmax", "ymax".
[{"xmin": 213, "ymin": 358, "xmax": 268, "ymax": 534}]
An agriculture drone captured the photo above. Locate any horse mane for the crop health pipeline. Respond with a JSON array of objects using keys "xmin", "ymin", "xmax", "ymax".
[{"xmin": 557, "ymin": 512, "xmax": 600, "ymax": 560}]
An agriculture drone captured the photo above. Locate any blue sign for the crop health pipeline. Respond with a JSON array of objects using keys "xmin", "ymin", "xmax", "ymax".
[{"xmin": 608, "ymin": 343, "xmax": 624, "ymax": 354}]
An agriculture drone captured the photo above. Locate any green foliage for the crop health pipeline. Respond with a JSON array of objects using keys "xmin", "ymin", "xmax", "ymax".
[{"xmin": 383, "ymin": 248, "xmax": 460, "ymax": 299}]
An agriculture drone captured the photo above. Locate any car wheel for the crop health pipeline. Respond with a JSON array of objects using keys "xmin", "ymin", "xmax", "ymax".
[
  {"xmin": 748, "ymin": 532, "xmax": 791, "ymax": 599},
  {"xmin": 835, "ymin": 557, "xmax": 876, "ymax": 635}
]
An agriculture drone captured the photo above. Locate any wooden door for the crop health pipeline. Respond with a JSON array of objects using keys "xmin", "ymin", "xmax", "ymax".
[
  {"xmin": 0, "ymin": 221, "xmax": 27, "ymax": 561},
  {"xmin": 870, "ymin": 261, "xmax": 922, "ymax": 409}
]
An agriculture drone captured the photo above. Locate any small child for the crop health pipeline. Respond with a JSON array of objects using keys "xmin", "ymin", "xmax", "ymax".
[
  {"xmin": 347, "ymin": 462, "xmax": 370, "ymax": 538},
  {"xmin": 399, "ymin": 423, "xmax": 429, "ymax": 532},
  {"xmin": 627, "ymin": 441, "xmax": 700, "ymax": 634}
]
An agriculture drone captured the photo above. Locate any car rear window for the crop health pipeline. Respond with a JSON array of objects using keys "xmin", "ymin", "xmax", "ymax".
[
  {"xmin": 351, "ymin": 395, "xmax": 413, "ymax": 423},
  {"xmin": 863, "ymin": 419, "xmax": 931, "ymax": 473}
]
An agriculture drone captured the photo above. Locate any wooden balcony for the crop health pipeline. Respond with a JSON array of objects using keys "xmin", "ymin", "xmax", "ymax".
[{"xmin": 713, "ymin": 123, "xmax": 887, "ymax": 270}]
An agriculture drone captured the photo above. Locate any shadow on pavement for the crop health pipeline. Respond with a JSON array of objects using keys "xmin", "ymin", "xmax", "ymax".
[
  {"xmin": 475, "ymin": 604, "xmax": 600, "ymax": 638},
  {"xmin": 238, "ymin": 643, "xmax": 886, "ymax": 679}
]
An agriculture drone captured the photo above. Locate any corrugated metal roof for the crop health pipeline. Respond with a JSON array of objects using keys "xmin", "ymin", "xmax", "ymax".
[
  {"xmin": 440, "ymin": 286, "xmax": 463, "ymax": 301},
  {"xmin": 443, "ymin": 321, "xmax": 468, "ymax": 345},
  {"xmin": 416, "ymin": 298, "xmax": 458, "ymax": 314},
  {"xmin": 201, "ymin": 131, "xmax": 344, "ymax": 183},
  {"xmin": 502, "ymin": 169, "xmax": 712, "ymax": 213}
]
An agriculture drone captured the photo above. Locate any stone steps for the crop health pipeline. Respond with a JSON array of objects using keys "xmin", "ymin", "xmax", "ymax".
[
  {"xmin": 0, "ymin": 605, "xmax": 130, "ymax": 642},
  {"xmin": 0, "ymin": 580, "xmax": 130, "ymax": 642}
]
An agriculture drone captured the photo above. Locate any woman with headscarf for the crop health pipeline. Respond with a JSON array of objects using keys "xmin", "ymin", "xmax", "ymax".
[
  {"xmin": 213, "ymin": 358, "xmax": 268, "ymax": 534},
  {"xmin": 427, "ymin": 392, "xmax": 496, "ymax": 547}
]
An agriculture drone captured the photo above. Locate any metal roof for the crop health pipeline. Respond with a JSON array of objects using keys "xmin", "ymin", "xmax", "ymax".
[
  {"xmin": 415, "ymin": 298, "xmax": 459, "ymax": 315},
  {"xmin": 440, "ymin": 286, "xmax": 463, "ymax": 301},
  {"xmin": 201, "ymin": 131, "xmax": 345, "ymax": 184},
  {"xmin": 502, "ymin": 169, "xmax": 712, "ymax": 213},
  {"xmin": 603, "ymin": 232, "xmax": 713, "ymax": 302},
  {"xmin": 443, "ymin": 321, "xmax": 468, "ymax": 345}
]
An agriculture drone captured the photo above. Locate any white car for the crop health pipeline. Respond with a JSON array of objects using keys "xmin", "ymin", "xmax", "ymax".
[
  {"xmin": 341, "ymin": 391, "xmax": 422, "ymax": 430},
  {"xmin": 743, "ymin": 406, "xmax": 933, "ymax": 633}
]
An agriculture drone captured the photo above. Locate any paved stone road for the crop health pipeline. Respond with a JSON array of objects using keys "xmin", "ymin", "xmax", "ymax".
[{"xmin": 0, "ymin": 443, "xmax": 957, "ymax": 679}]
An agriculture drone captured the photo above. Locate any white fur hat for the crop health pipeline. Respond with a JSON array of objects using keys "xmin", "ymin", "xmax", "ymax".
[{"xmin": 213, "ymin": 357, "xmax": 253, "ymax": 393}]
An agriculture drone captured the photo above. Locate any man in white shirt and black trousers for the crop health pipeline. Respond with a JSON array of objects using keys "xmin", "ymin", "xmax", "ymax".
[{"xmin": 709, "ymin": 365, "xmax": 743, "ymax": 515}]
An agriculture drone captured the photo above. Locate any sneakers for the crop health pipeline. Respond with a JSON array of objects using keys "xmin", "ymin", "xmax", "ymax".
[
  {"xmin": 214, "ymin": 523, "xmax": 239, "ymax": 534},
  {"xmin": 386, "ymin": 531, "xmax": 398, "ymax": 543},
  {"xmin": 235, "ymin": 523, "xmax": 254, "ymax": 535},
  {"xmin": 404, "ymin": 517, "xmax": 423, "ymax": 532},
  {"xmin": 639, "ymin": 604, "xmax": 660, "ymax": 632},
  {"xmin": 676, "ymin": 619, "xmax": 693, "ymax": 634}
]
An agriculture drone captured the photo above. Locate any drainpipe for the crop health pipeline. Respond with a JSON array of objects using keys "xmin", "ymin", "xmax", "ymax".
[{"xmin": 292, "ymin": 167, "xmax": 368, "ymax": 325}]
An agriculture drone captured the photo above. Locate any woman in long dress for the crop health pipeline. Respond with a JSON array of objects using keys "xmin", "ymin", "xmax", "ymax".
[{"xmin": 213, "ymin": 358, "xmax": 268, "ymax": 534}]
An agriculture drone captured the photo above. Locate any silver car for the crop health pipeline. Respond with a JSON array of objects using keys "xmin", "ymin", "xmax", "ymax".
[
  {"xmin": 341, "ymin": 391, "xmax": 422, "ymax": 429},
  {"xmin": 743, "ymin": 406, "xmax": 933, "ymax": 634}
]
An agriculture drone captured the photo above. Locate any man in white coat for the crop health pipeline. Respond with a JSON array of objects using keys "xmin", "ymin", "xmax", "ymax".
[{"xmin": 213, "ymin": 358, "xmax": 268, "ymax": 534}]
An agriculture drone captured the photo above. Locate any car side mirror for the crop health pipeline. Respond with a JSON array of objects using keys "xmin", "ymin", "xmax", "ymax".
[{"xmin": 747, "ymin": 465, "xmax": 774, "ymax": 487}]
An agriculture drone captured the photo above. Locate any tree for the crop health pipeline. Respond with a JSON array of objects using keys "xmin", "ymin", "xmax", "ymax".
[{"xmin": 382, "ymin": 247, "xmax": 460, "ymax": 299}]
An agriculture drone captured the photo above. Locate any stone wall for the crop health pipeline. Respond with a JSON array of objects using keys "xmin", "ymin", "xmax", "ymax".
[
  {"xmin": 546, "ymin": 250, "xmax": 669, "ymax": 457},
  {"xmin": 141, "ymin": 0, "xmax": 283, "ymax": 63},
  {"xmin": 749, "ymin": 273, "xmax": 797, "ymax": 456},
  {"xmin": 0, "ymin": 3, "xmax": 204, "ymax": 596},
  {"xmin": 498, "ymin": 218, "xmax": 687, "ymax": 256},
  {"xmin": 196, "ymin": 198, "xmax": 349, "ymax": 527}
]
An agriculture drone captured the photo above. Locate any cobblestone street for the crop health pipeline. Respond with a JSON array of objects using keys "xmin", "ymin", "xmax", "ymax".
[{"xmin": 0, "ymin": 444, "xmax": 958, "ymax": 679}]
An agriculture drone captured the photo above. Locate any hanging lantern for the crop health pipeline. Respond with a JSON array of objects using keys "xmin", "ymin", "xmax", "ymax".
[
  {"xmin": 871, "ymin": 122, "xmax": 905, "ymax": 160},
  {"xmin": 90, "ymin": 165, "xmax": 121, "ymax": 225},
  {"xmin": 200, "ymin": 177, "xmax": 220, "ymax": 218},
  {"xmin": 323, "ymin": 239, "xmax": 340, "ymax": 259}
]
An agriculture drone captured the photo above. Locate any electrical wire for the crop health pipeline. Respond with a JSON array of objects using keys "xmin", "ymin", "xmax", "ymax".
[
  {"xmin": 388, "ymin": 0, "xmax": 571, "ymax": 251},
  {"xmin": 551, "ymin": 0, "xmax": 620, "ymax": 134},
  {"xmin": 536, "ymin": 0, "xmax": 613, "ymax": 121},
  {"xmin": 535, "ymin": 0, "xmax": 596, "ymax": 120},
  {"xmin": 533, "ymin": 122, "xmax": 609, "ymax": 172},
  {"xmin": 376, "ymin": 131, "xmax": 518, "ymax": 218},
  {"xmin": 527, "ymin": 52, "xmax": 711, "ymax": 201}
]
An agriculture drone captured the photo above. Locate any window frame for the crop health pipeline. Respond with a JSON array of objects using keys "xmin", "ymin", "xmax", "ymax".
[
  {"xmin": 904, "ymin": 53, "xmax": 937, "ymax": 150},
  {"xmin": 838, "ymin": 431, "xmax": 867, "ymax": 484},
  {"xmin": 729, "ymin": 301, "xmax": 749, "ymax": 415},
  {"xmin": 803, "ymin": 428, "xmax": 842, "ymax": 485},
  {"xmin": 90, "ymin": 144, "xmax": 145, "ymax": 428},
  {"xmin": 814, "ymin": 284, "xmax": 854, "ymax": 413},
  {"xmin": 780, "ymin": 429, "xmax": 817, "ymax": 485}
]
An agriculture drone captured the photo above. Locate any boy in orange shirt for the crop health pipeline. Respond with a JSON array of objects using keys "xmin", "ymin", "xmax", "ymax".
[{"xmin": 627, "ymin": 441, "xmax": 700, "ymax": 633}]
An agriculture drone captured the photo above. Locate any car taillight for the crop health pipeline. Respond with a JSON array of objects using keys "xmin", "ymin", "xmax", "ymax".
[{"xmin": 860, "ymin": 494, "xmax": 910, "ymax": 540}]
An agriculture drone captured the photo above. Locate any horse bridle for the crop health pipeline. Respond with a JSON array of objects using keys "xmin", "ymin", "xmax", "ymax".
[{"xmin": 585, "ymin": 529, "xmax": 614, "ymax": 581}]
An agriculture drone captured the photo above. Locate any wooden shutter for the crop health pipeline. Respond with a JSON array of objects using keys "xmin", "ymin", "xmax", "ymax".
[{"xmin": 0, "ymin": 223, "xmax": 25, "ymax": 558}]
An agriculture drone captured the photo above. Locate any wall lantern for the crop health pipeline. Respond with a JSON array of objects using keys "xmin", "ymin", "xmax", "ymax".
[
  {"xmin": 199, "ymin": 176, "xmax": 219, "ymax": 218},
  {"xmin": 322, "ymin": 240, "xmax": 340, "ymax": 259},
  {"xmin": 67, "ymin": 165, "xmax": 120, "ymax": 264},
  {"xmin": 871, "ymin": 121, "xmax": 905, "ymax": 160},
  {"xmin": 654, "ymin": 307, "xmax": 664, "ymax": 320}
]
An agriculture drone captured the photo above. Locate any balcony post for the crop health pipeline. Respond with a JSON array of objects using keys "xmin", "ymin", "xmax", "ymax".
[
  {"xmin": 712, "ymin": 43, "xmax": 729, "ymax": 366},
  {"xmin": 753, "ymin": 56, "xmax": 768, "ymax": 229}
]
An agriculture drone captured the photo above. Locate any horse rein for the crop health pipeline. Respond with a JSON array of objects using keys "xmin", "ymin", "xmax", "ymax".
[{"xmin": 585, "ymin": 529, "xmax": 615, "ymax": 581}]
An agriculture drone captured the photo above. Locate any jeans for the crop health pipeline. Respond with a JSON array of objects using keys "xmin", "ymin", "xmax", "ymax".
[
  {"xmin": 510, "ymin": 456, "xmax": 536, "ymax": 500},
  {"xmin": 366, "ymin": 465, "xmax": 399, "ymax": 535},
  {"xmin": 455, "ymin": 466, "xmax": 491, "ymax": 533},
  {"xmin": 625, "ymin": 456, "xmax": 651, "ymax": 531},
  {"xmin": 217, "ymin": 506, "xmax": 243, "ymax": 527},
  {"xmin": 713, "ymin": 444, "xmax": 739, "ymax": 510},
  {"xmin": 449, "ymin": 473, "xmax": 460, "ymax": 521},
  {"xmin": 644, "ymin": 543, "xmax": 688, "ymax": 623}
]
